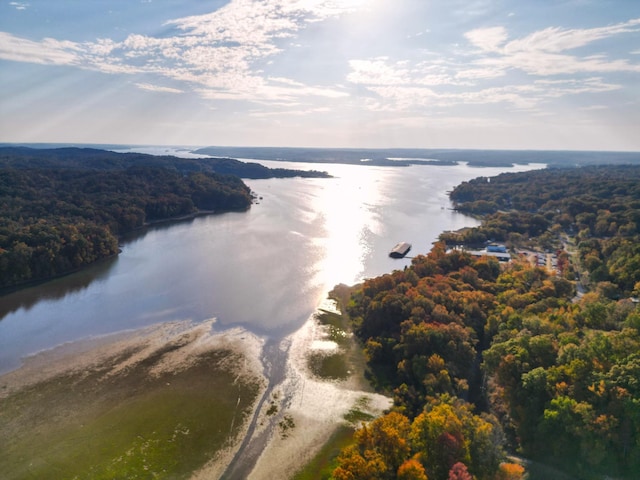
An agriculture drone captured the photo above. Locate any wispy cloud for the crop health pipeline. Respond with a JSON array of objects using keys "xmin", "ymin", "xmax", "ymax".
[
  {"xmin": 348, "ymin": 58, "xmax": 473, "ymax": 87},
  {"xmin": 9, "ymin": 2, "xmax": 29, "ymax": 10},
  {"xmin": 356, "ymin": 73, "xmax": 621, "ymax": 114},
  {"xmin": 0, "ymin": 32, "xmax": 80, "ymax": 65},
  {"xmin": 502, "ymin": 19, "xmax": 640, "ymax": 54},
  {"xmin": 580, "ymin": 104, "xmax": 609, "ymax": 111},
  {"xmin": 465, "ymin": 19, "xmax": 640, "ymax": 76},
  {"xmin": 134, "ymin": 83, "xmax": 183, "ymax": 94},
  {"xmin": 1, "ymin": 2, "xmax": 638, "ymax": 146},
  {"xmin": 347, "ymin": 18, "xmax": 639, "ymax": 114},
  {"xmin": 464, "ymin": 27, "xmax": 508, "ymax": 53},
  {"xmin": 0, "ymin": 0, "xmax": 363, "ymax": 103}
]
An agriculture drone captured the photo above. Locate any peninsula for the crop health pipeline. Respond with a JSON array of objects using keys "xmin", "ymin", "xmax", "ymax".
[{"xmin": 0, "ymin": 147, "xmax": 329, "ymax": 289}]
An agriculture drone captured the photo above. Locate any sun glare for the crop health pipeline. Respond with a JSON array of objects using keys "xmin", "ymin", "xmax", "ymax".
[{"xmin": 312, "ymin": 163, "xmax": 384, "ymax": 289}]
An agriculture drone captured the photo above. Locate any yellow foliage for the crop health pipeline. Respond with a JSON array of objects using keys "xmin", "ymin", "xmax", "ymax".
[
  {"xmin": 495, "ymin": 462, "xmax": 525, "ymax": 480},
  {"xmin": 397, "ymin": 457, "xmax": 429, "ymax": 480}
]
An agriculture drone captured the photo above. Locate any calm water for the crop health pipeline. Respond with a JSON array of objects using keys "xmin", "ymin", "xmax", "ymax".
[{"xmin": 0, "ymin": 160, "xmax": 544, "ymax": 372}]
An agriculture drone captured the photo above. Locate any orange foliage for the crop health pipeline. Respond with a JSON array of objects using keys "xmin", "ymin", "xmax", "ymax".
[
  {"xmin": 495, "ymin": 462, "xmax": 525, "ymax": 480},
  {"xmin": 397, "ymin": 457, "xmax": 429, "ymax": 480}
]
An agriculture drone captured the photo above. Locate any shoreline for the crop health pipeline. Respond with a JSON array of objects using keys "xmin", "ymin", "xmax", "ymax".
[
  {"xmin": 0, "ymin": 320, "xmax": 268, "ymax": 479},
  {"xmin": 0, "ymin": 295, "xmax": 391, "ymax": 479},
  {"xmin": 0, "ymin": 319, "xmax": 263, "ymax": 396},
  {"xmin": 244, "ymin": 297, "xmax": 391, "ymax": 479},
  {"xmin": 0, "ymin": 205, "xmax": 251, "ymax": 296}
]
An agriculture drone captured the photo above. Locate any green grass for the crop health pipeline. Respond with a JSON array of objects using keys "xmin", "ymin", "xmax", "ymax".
[
  {"xmin": 307, "ymin": 352, "xmax": 350, "ymax": 380},
  {"xmin": 343, "ymin": 396, "xmax": 375, "ymax": 426},
  {"xmin": 310, "ymin": 305, "xmax": 355, "ymax": 381},
  {"xmin": 294, "ymin": 287, "xmax": 381, "ymax": 479}
]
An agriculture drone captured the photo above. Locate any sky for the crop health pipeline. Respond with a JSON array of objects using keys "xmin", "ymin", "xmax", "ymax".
[{"xmin": 1, "ymin": 0, "xmax": 639, "ymax": 151}]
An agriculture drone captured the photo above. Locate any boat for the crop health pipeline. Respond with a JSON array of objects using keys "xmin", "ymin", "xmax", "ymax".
[{"xmin": 389, "ymin": 242, "xmax": 411, "ymax": 258}]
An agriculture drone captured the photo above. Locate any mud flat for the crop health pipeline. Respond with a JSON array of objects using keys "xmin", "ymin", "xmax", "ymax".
[
  {"xmin": 0, "ymin": 320, "xmax": 266, "ymax": 480},
  {"xmin": 0, "ymin": 294, "xmax": 391, "ymax": 479},
  {"xmin": 241, "ymin": 296, "xmax": 392, "ymax": 480}
]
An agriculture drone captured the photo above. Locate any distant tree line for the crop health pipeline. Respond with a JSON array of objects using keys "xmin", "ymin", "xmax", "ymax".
[
  {"xmin": 0, "ymin": 158, "xmax": 254, "ymax": 288},
  {"xmin": 194, "ymin": 146, "xmax": 640, "ymax": 168},
  {"xmin": 0, "ymin": 146, "xmax": 331, "ymax": 179}
]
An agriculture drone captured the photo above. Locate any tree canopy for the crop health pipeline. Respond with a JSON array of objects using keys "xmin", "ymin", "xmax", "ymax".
[
  {"xmin": 443, "ymin": 165, "xmax": 640, "ymax": 295},
  {"xmin": 335, "ymin": 164, "xmax": 640, "ymax": 479}
]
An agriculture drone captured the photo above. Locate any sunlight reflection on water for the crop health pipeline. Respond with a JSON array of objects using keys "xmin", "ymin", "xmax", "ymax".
[{"xmin": 313, "ymin": 163, "xmax": 385, "ymax": 288}]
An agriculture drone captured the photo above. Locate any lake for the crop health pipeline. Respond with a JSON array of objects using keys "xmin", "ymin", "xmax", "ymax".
[{"xmin": 0, "ymin": 159, "xmax": 544, "ymax": 373}]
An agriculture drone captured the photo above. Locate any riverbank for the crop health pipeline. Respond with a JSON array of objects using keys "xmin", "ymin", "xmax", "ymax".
[
  {"xmin": 236, "ymin": 293, "xmax": 392, "ymax": 480},
  {"xmin": 0, "ymin": 320, "xmax": 266, "ymax": 479},
  {"xmin": 0, "ymin": 292, "xmax": 391, "ymax": 479}
]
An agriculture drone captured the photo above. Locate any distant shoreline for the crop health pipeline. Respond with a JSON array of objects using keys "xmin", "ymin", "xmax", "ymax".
[{"xmin": 3, "ymin": 143, "xmax": 639, "ymax": 167}]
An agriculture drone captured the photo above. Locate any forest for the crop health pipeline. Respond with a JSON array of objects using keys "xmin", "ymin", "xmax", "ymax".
[
  {"xmin": 331, "ymin": 165, "xmax": 640, "ymax": 480},
  {"xmin": 0, "ymin": 148, "xmax": 273, "ymax": 289}
]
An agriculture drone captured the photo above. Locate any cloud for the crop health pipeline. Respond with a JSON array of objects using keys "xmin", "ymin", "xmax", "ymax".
[
  {"xmin": 9, "ymin": 2, "xmax": 29, "ymax": 10},
  {"xmin": 465, "ymin": 19, "xmax": 640, "ymax": 55},
  {"xmin": 449, "ymin": 0, "xmax": 494, "ymax": 18},
  {"xmin": 347, "ymin": 58, "xmax": 412, "ymax": 85},
  {"xmin": 0, "ymin": 0, "xmax": 364, "ymax": 104},
  {"xmin": 488, "ymin": 52, "xmax": 640, "ymax": 76},
  {"xmin": 580, "ymin": 104, "xmax": 609, "ymax": 111},
  {"xmin": 534, "ymin": 77, "xmax": 620, "ymax": 97},
  {"xmin": 249, "ymin": 106, "xmax": 331, "ymax": 118},
  {"xmin": 504, "ymin": 19, "xmax": 640, "ymax": 54},
  {"xmin": 0, "ymin": 32, "xmax": 80, "ymax": 65},
  {"xmin": 347, "ymin": 16, "xmax": 639, "ymax": 115},
  {"xmin": 352, "ymin": 69, "xmax": 621, "ymax": 114},
  {"xmin": 196, "ymin": 76, "xmax": 348, "ymax": 103},
  {"xmin": 347, "ymin": 58, "xmax": 473, "ymax": 87},
  {"xmin": 366, "ymin": 84, "xmax": 542, "ymax": 111},
  {"xmin": 463, "ymin": 18, "xmax": 640, "ymax": 76},
  {"xmin": 464, "ymin": 27, "xmax": 508, "ymax": 53},
  {"xmin": 134, "ymin": 83, "xmax": 184, "ymax": 94},
  {"xmin": 2, "ymin": 2, "xmax": 638, "ymax": 125}
]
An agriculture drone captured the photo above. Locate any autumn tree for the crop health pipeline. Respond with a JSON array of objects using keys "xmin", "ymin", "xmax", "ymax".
[{"xmin": 447, "ymin": 462, "xmax": 472, "ymax": 480}]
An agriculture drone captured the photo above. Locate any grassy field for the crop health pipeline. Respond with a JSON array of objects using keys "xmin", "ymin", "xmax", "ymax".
[{"xmin": 0, "ymin": 345, "xmax": 262, "ymax": 479}]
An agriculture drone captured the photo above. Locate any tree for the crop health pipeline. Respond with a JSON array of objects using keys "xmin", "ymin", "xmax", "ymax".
[
  {"xmin": 448, "ymin": 462, "xmax": 473, "ymax": 480},
  {"xmin": 410, "ymin": 398, "xmax": 503, "ymax": 480},
  {"xmin": 494, "ymin": 463, "xmax": 525, "ymax": 480},
  {"xmin": 398, "ymin": 458, "xmax": 429, "ymax": 480},
  {"xmin": 333, "ymin": 412, "xmax": 412, "ymax": 480}
]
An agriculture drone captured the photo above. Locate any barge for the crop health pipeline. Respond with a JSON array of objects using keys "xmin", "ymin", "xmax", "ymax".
[{"xmin": 389, "ymin": 242, "xmax": 412, "ymax": 258}]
